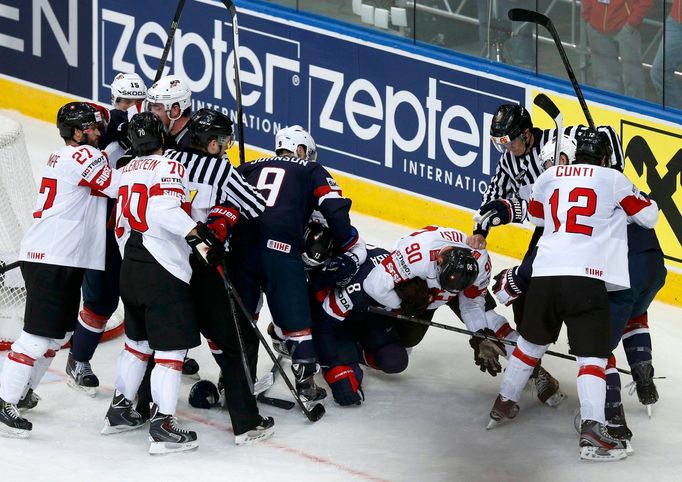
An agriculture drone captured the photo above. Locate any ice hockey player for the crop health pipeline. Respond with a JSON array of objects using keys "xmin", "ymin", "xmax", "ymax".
[
  {"xmin": 65, "ymin": 72, "xmax": 148, "ymax": 396},
  {"xmin": 146, "ymin": 74, "xmax": 193, "ymax": 149},
  {"xmin": 232, "ymin": 125, "xmax": 366, "ymax": 405},
  {"xmin": 487, "ymin": 129, "xmax": 659, "ymax": 462},
  {"xmin": 164, "ymin": 108, "xmax": 274, "ymax": 445},
  {"xmin": 0, "ymin": 102, "xmax": 119, "ymax": 438},
  {"xmin": 102, "ymin": 112, "xmax": 223, "ymax": 454}
]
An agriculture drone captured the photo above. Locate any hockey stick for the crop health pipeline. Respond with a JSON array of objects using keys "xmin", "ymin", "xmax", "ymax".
[
  {"xmin": 368, "ymin": 306, "xmax": 658, "ymax": 378},
  {"xmin": 507, "ymin": 8, "xmax": 595, "ymax": 129},
  {"xmin": 0, "ymin": 261, "xmax": 20, "ymax": 275},
  {"xmin": 222, "ymin": 0, "xmax": 246, "ymax": 165},
  {"xmin": 154, "ymin": 0, "xmax": 186, "ymax": 83},
  {"xmin": 215, "ymin": 267, "xmax": 325, "ymax": 422},
  {"xmin": 217, "ymin": 263, "xmax": 256, "ymax": 395},
  {"xmin": 257, "ymin": 356, "xmax": 296, "ymax": 410},
  {"xmin": 533, "ymin": 93, "xmax": 563, "ymax": 166}
]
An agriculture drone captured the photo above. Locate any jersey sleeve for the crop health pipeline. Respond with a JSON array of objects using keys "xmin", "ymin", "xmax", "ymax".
[
  {"xmin": 311, "ymin": 165, "xmax": 355, "ymax": 246},
  {"xmin": 527, "ymin": 173, "xmax": 547, "ymax": 227},
  {"xmin": 475, "ymin": 154, "xmax": 517, "ymax": 234},
  {"xmin": 614, "ymin": 173, "xmax": 658, "ymax": 229},
  {"xmin": 72, "ymin": 145, "xmax": 120, "ymax": 198},
  {"xmin": 147, "ymin": 159, "xmax": 197, "ymax": 237}
]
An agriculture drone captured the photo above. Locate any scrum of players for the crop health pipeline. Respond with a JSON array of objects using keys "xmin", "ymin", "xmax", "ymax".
[{"xmin": 0, "ymin": 72, "xmax": 664, "ymax": 461}]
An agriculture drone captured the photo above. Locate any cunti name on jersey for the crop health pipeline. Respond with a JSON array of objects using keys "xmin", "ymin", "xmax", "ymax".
[
  {"xmin": 120, "ymin": 157, "xmax": 161, "ymax": 173},
  {"xmin": 555, "ymin": 165, "xmax": 595, "ymax": 177}
]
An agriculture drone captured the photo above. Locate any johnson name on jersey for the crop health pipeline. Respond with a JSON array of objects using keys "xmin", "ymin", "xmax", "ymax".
[
  {"xmin": 19, "ymin": 144, "xmax": 120, "ymax": 270},
  {"xmin": 115, "ymin": 154, "xmax": 197, "ymax": 283},
  {"xmin": 527, "ymin": 164, "xmax": 658, "ymax": 290}
]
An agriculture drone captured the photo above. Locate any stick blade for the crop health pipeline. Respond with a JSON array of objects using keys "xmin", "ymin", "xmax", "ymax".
[
  {"xmin": 507, "ymin": 8, "xmax": 550, "ymax": 27},
  {"xmin": 533, "ymin": 93, "xmax": 561, "ymax": 119},
  {"xmin": 307, "ymin": 403, "xmax": 326, "ymax": 422}
]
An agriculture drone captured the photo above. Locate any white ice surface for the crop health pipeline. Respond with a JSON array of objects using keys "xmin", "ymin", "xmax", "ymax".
[{"xmin": 1, "ymin": 110, "xmax": 681, "ymax": 481}]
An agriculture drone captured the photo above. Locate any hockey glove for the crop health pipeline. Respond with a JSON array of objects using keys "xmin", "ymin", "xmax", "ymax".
[
  {"xmin": 474, "ymin": 198, "xmax": 526, "ymax": 231},
  {"xmin": 322, "ymin": 251, "xmax": 360, "ymax": 287},
  {"xmin": 206, "ymin": 204, "xmax": 240, "ymax": 243},
  {"xmin": 469, "ymin": 329, "xmax": 505, "ymax": 376},
  {"xmin": 186, "ymin": 222, "xmax": 226, "ymax": 267},
  {"xmin": 492, "ymin": 268, "xmax": 523, "ymax": 306},
  {"xmin": 324, "ymin": 365, "xmax": 364, "ymax": 406},
  {"xmin": 395, "ymin": 277, "xmax": 431, "ymax": 317}
]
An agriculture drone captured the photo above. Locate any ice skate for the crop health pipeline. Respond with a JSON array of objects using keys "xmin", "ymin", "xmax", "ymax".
[
  {"xmin": 267, "ymin": 323, "xmax": 290, "ymax": 358},
  {"xmin": 296, "ymin": 377, "xmax": 327, "ymax": 409},
  {"xmin": 0, "ymin": 397, "xmax": 32, "ymax": 439},
  {"xmin": 234, "ymin": 416, "xmax": 275, "ymax": 445},
  {"xmin": 630, "ymin": 361, "xmax": 658, "ymax": 412},
  {"xmin": 101, "ymin": 390, "xmax": 146, "ymax": 435},
  {"xmin": 606, "ymin": 407, "xmax": 634, "ymax": 455},
  {"xmin": 487, "ymin": 394, "xmax": 519, "ymax": 429},
  {"xmin": 66, "ymin": 353, "xmax": 99, "ymax": 397},
  {"xmin": 148, "ymin": 404, "xmax": 198, "ymax": 455},
  {"xmin": 579, "ymin": 420, "xmax": 628, "ymax": 461},
  {"xmin": 17, "ymin": 388, "xmax": 40, "ymax": 412},
  {"xmin": 530, "ymin": 365, "xmax": 566, "ymax": 407}
]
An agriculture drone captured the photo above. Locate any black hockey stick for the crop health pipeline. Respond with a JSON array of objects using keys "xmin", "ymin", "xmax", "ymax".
[
  {"xmin": 217, "ymin": 263, "xmax": 256, "ymax": 395},
  {"xmin": 216, "ymin": 267, "xmax": 325, "ymax": 422},
  {"xmin": 533, "ymin": 93, "xmax": 563, "ymax": 165},
  {"xmin": 508, "ymin": 8, "xmax": 595, "ymax": 129},
  {"xmin": 257, "ymin": 356, "xmax": 296, "ymax": 410},
  {"xmin": 368, "ymin": 307, "xmax": 661, "ymax": 378},
  {"xmin": 222, "ymin": 0, "xmax": 246, "ymax": 165},
  {"xmin": 0, "ymin": 261, "xmax": 20, "ymax": 275},
  {"xmin": 154, "ymin": 0, "xmax": 187, "ymax": 83}
]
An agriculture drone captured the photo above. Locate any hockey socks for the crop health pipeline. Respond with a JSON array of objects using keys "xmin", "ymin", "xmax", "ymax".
[
  {"xmin": 151, "ymin": 351, "xmax": 185, "ymax": 415},
  {"xmin": 70, "ymin": 308, "xmax": 108, "ymax": 362},
  {"xmin": 499, "ymin": 336, "xmax": 547, "ymax": 402},
  {"xmin": 604, "ymin": 355, "xmax": 622, "ymax": 422},
  {"xmin": 0, "ymin": 352, "xmax": 34, "ymax": 405},
  {"xmin": 576, "ymin": 357, "xmax": 607, "ymax": 424},
  {"xmin": 622, "ymin": 312, "xmax": 653, "ymax": 367},
  {"xmin": 115, "ymin": 339, "xmax": 152, "ymax": 402}
]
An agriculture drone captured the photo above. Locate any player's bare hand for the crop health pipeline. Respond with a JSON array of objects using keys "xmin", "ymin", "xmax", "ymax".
[{"xmin": 467, "ymin": 234, "xmax": 487, "ymax": 250}]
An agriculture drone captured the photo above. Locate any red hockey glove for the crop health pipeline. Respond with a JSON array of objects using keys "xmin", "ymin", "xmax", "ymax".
[{"xmin": 206, "ymin": 204, "xmax": 239, "ymax": 243}]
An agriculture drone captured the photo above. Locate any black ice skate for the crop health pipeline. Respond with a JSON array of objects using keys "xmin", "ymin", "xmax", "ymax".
[
  {"xmin": 606, "ymin": 406, "xmax": 634, "ymax": 455},
  {"xmin": 17, "ymin": 388, "xmax": 40, "ymax": 412},
  {"xmin": 530, "ymin": 365, "xmax": 566, "ymax": 408},
  {"xmin": 148, "ymin": 404, "xmax": 198, "ymax": 455},
  {"xmin": 267, "ymin": 323, "xmax": 291, "ymax": 358},
  {"xmin": 630, "ymin": 361, "xmax": 658, "ymax": 416},
  {"xmin": 101, "ymin": 390, "xmax": 146, "ymax": 435},
  {"xmin": 234, "ymin": 416, "xmax": 275, "ymax": 446},
  {"xmin": 296, "ymin": 377, "xmax": 327, "ymax": 408},
  {"xmin": 487, "ymin": 394, "xmax": 519, "ymax": 429},
  {"xmin": 66, "ymin": 352, "xmax": 99, "ymax": 397},
  {"xmin": 0, "ymin": 397, "xmax": 32, "ymax": 439},
  {"xmin": 579, "ymin": 420, "xmax": 628, "ymax": 461}
]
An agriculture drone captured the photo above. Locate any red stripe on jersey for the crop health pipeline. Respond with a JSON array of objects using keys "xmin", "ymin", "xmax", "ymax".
[
  {"xmin": 511, "ymin": 347, "xmax": 539, "ymax": 367},
  {"xmin": 125, "ymin": 343, "xmax": 151, "ymax": 362},
  {"xmin": 528, "ymin": 199, "xmax": 544, "ymax": 218},
  {"xmin": 315, "ymin": 287, "xmax": 332, "ymax": 303},
  {"xmin": 283, "ymin": 328, "xmax": 312, "ymax": 338},
  {"xmin": 624, "ymin": 312, "xmax": 649, "ymax": 333},
  {"xmin": 8, "ymin": 352, "xmax": 35, "ymax": 366},
  {"xmin": 495, "ymin": 323, "xmax": 513, "ymax": 339},
  {"xmin": 149, "ymin": 184, "xmax": 184, "ymax": 198},
  {"xmin": 607, "ymin": 355, "xmax": 617, "ymax": 370},
  {"xmin": 207, "ymin": 340, "xmax": 220, "ymax": 351},
  {"xmin": 155, "ymin": 359, "xmax": 183, "ymax": 371},
  {"xmin": 462, "ymin": 285, "xmax": 484, "ymax": 298},
  {"xmin": 313, "ymin": 185, "xmax": 333, "ymax": 198},
  {"xmin": 381, "ymin": 255, "xmax": 406, "ymax": 283},
  {"xmin": 328, "ymin": 293, "xmax": 348, "ymax": 318},
  {"xmin": 619, "ymin": 195, "xmax": 652, "ymax": 215},
  {"xmin": 578, "ymin": 365, "xmax": 605, "ymax": 380}
]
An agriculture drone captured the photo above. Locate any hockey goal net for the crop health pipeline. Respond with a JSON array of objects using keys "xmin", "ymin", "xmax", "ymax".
[{"xmin": 0, "ymin": 113, "xmax": 124, "ymax": 350}]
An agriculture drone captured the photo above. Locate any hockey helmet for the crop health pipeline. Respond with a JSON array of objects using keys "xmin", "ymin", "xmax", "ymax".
[
  {"xmin": 539, "ymin": 134, "xmax": 577, "ymax": 169},
  {"xmin": 188, "ymin": 380, "xmax": 220, "ymax": 409},
  {"xmin": 437, "ymin": 247, "xmax": 479, "ymax": 293},
  {"xmin": 303, "ymin": 221, "xmax": 334, "ymax": 268},
  {"xmin": 575, "ymin": 129, "xmax": 612, "ymax": 166},
  {"xmin": 188, "ymin": 108, "xmax": 234, "ymax": 150},
  {"xmin": 127, "ymin": 112, "xmax": 166, "ymax": 154},
  {"xmin": 56, "ymin": 102, "xmax": 103, "ymax": 139},
  {"xmin": 275, "ymin": 125, "xmax": 317, "ymax": 161},
  {"xmin": 146, "ymin": 75, "xmax": 191, "ymax": 114},
  {"xmin": 110, "ymin": 73, "xmax": 147, "ymax": 104},
  {"xmin": 490, "ymin": 104, "xmax": 532, "ymax": 150}
]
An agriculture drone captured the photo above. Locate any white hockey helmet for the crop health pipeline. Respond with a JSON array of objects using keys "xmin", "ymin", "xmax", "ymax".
[
  {"xmin": 110, "ymin": 73, "xmax": 147, "ymax": 104},
  {"xmin": 540, "ymin": 134, "xmax": 577, "ymax": 169},
  {"xmin": 275, "ymin": 125, "xmax": 317, "ymax": 161},
  {"xmin": 146, "ymin": 75, "xmax": 192, "ymax": 114}
]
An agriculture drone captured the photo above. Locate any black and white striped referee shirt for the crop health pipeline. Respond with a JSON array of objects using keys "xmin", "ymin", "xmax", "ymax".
[
  {"xmin": 164, "ymin": 148, "xmax": 266, "ymax": 222},
  {"xmin": 474, "ymin": 124, "xmax": 625, "ymax": 233}
]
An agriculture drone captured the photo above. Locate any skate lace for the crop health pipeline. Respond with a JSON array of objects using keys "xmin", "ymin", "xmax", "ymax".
[
  {"xmin": 76, "ymin": 361, "xmax": 95, "ymax": 377},
  {"xmin": 169, "ymin": 416, "xmax": 190, "ymax": 434},
  {"xmin": 2, "ymin": 401, "xmax": 21, "ymax": 420},
  {"xmin": 625, "ymin": 381, "xmax": 637, "ymax": 396}
]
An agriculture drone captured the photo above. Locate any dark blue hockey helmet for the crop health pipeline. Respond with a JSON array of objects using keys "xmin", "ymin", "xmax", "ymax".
[
  {"xmin": 188, "ymin": 380, "xmax": 220, "ymax": 409},
  {"xmin": 303, "ymin": 221, "xmax": 334, "ymax": 268}
]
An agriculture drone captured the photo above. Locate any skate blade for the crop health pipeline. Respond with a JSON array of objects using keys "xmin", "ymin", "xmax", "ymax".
[
  {"xmin": 149, "ymin": 440, "xmax": 199, "ymax": 455},
  {"xmin": 486, "ymin": 418, "xmax": 504, "ymax": 430},
  {"xmin": 543, "ymin": 390, "xmax": 567, "ymax": 408},
  {"xmin": 253, "ymin": 373, "xmax": 274, "ymax": 396},
  {"xmin": 66, "ymin": 378, "xmax": 97, "ymax": 397},
  {"xmin": 101, "ymin": 419, "xmax": 146, "ymax": 435},
  {"xmin": 647, "ymin": 405, "xmax": 653, "ymax": 419},
  {"xmin": 234, "ymin": 427, "xmax": 275, "ymax": 446},
  {"xmin": 579, "ymin": 446, "xmax": 627, "ymax": 461},
  {"xmin": 0, "ymin": 425, "xmax": 31, "ymax": 439},
  {"xmin": 625, "ymin": 441, "xmax": 635, "ymax": 455}
]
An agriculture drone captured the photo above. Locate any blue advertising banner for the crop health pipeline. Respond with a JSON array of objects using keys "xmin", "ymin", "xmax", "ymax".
[{"xmin": 97, "ymin": 0, "xmax": 525, "ymax": 210}]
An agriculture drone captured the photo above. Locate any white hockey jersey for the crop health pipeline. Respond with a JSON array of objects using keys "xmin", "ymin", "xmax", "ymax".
[
  {"xmin": 19, "ymin": 144, "xmax": 120, "ymax": 270},
  {"xmin": 114, "ymin": 154, "xmax": 197, "ymax": 283},
  {"xmin": 363, "ymin": 226, "xmax": 492, "ymax": 332},
  {"xmin": 527, "ymin": 164, "xmax": 658, "ymax": 290}
]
